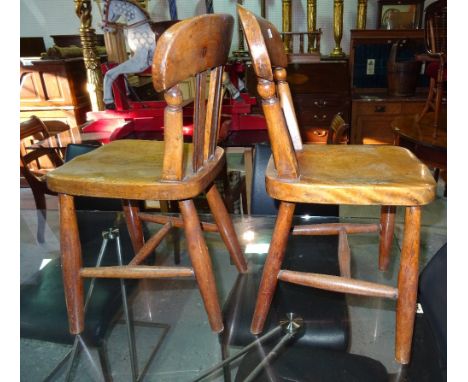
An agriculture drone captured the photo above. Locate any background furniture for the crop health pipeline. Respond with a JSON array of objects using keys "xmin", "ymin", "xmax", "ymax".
[
  {"xmin": 238, "ymin": 5, "xmax": 436, "ymax": 364},
  {"xmin": 349, "ymin": 29, "xmax": 428, "ymax": 144},
  {"xmin": 46, "ymin": 14, "xmax": 248, "ymax": 341},
  {"xmin": 20, "ymin": 57, "xmax": 92, "ymax": 128},
  {"xmin": 246, "ymin": 60, "xmax": 351, "ymax": 144},
  {"xmin": 20, "ymin": 116, "xmax": 65, "ymax": 242},
  {"xmin": 416, "ymin": 0, "xmax": 447, "ymax": 133}
]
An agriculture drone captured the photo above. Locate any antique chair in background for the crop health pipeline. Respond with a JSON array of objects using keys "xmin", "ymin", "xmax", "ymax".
[
  {"xmin": 46, "ymin": 14, "xmax": 248, "ymax": 343},
  {"xmin": 416, "ymin": 0, "xmax": 447, "ymax": 134},
  {"xmin": 20, "ymin": 116, "xmax": 66, "ymax": 242},
  {"xmin": 237, "ymin": 5, "xmax": 436, "ymax": 364}
]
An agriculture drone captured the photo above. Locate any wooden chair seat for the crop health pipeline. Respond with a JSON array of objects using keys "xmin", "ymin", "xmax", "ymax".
[
  {"xmin": 47, "ymin": 140, "xmax": 225, "ymax": 200},
  {"xmin": 265, "ymin": 145, "xmax": 435, "ymax": 206}
]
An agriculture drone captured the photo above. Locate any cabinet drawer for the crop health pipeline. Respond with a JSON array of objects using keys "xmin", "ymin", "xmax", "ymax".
[
  {"xmin": 355, "ymin": 102, "xmax": 401, "ymax": 115},
  {"xmin": 294, "ymin": 95, "xmax": 349, "ymax": 127}
]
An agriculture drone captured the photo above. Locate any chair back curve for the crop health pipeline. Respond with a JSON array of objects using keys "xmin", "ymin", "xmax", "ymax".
[
  {"xmin": 237, "ymin": 5, "xmax": 300, "ymax": 179},
  {"xmin": 424, "ymin": 0, "xmax": 447, "ymax": 57},
  {"xmin": 152, "ymin": 14, "xmax": 234, "ymax": 182}
]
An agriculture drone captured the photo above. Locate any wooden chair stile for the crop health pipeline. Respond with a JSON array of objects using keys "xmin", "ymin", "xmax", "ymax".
[
  {"xmin": 47, "ymin": 14, "xmax": 248, "ymax": 337},
  {"xmin": 237, "ymin": 5, "xmax": 436, "ymax": 364}
]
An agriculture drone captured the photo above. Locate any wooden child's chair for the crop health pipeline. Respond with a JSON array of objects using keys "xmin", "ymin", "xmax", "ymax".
[
  {"xmin": 20, "ymin": 116, "xmax": 65, "ymax": 242},
  {"xmin": 237, "ymin": 5, "xmax": 436, "ymax": 364},
  {"xmin": 46, "ymin": 13, "xmax": 248, "ymax": 337}
]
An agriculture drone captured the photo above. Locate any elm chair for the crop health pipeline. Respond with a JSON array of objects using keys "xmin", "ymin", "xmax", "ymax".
[
  {"xmin": 416, "ymin": 0, "xmax": 447, "ymax": 134},
  {"xmin": 20, "ymin": 116, "xmax": 64, "ymax": 242},
  {"xmin": 237, "ymin": 5, "xmax": 436, "ymax": 364},
  {"xmin": 46, "ymin": 13, "xmax": 248, "ymax": 339}
]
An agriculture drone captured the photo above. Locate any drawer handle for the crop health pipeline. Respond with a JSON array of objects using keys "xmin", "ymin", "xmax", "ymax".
[
  {"xmin": 313, "ymin": 100, "xmax": 328, "ymax": 108},
  {"xmin": 374, "ymin": 105, "xmax": 386, "ymax": 113},
  {"xmin": 313, "ymin": 130, "xmax": 328, "ymax": 137},
  {"xmin": 313, "ymin": 114, "xmax": 328, "ymax": 121}
]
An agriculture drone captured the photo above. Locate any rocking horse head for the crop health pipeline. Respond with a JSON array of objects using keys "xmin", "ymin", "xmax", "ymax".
[{"xmin": 102, "ymin": 0, "xmax": 151, "ymax": 32}]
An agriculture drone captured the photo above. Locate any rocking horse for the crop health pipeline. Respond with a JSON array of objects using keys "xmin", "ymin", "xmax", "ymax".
[{"xmin": 101, "ymin": 0, "xmax": 176, "ymax": 109}]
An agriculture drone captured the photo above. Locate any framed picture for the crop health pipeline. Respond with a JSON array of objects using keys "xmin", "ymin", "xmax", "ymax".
[{"xmin": 377, "ymin": 0, "xmax": 424, "ymax": 30}]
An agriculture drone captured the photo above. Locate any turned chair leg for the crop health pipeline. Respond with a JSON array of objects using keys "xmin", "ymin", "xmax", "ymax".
[
  {"xmin": 206, "ymin": 183, "xmax": 248, "ymax": 273},
  {"xmin": 59, "ymin": 194, "xmax": 85, "ymax": 335},
  {"xmin": 379, "ymin": 205, "xmax": 396, "ymax": 271},
  {"xmin": 251, "ymin": 201, "xmax": 296, "ymax": 335},
  {"xmin": 395, "ymin": 206, "xmax": 421, "ymax": 364},
  {"xmin": 179, "ymin": 199, "xmax": 224, "ymax": 333},
  {"xmin": 122, "ymin": 199, "xmax": 145, "ymax": 255}
]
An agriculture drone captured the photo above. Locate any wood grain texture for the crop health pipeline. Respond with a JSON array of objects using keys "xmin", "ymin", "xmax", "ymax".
[
  {"xmin": 206, "ymin": 183, "xmax": 248, "ymax": 273},
  {"xmin": 275, "ymin": 68, "xmax": 303, "ymax": 151},
  {"xmin": 80, "ymin": 265, "xmax": 194, "ymax": 279},
  {"xmin": 59, "ymin": 194, "xmax": 84, "ymax": 335},
  {"xmin": 122, "ymin": 199, "xmax": 145, "ymax": 254},
  {"xmin": 47, "ymin": 140, "xmax": 226, "ymax": 200},
  {"xmin": 179, "ymin": 199, "xmax": 223, "ymax": 332},
  {"xmin": 128, "ymin": 222, "xmax": 172, "ymax": 266},
  {"xmin": 138, "ymin": 213, "xmax": 219, "ymax": 232},
  {"xmin": 152, "ymin": 14, "xmax": 233, "ymax": 92},
  {"xmin": 277, "ymin": 270, "xmax": 398, "ymax": 299},
  {"xmin": 293, "ymin": 222, "xmax": 379, "ymax": 235},
  {"xmin": 237, "ymin": 5, "xmax": 287, "ymax": 81},
  {"xmin": 396, "ymin": 206, "xmax": 421, "ymax": 364},
  {"xmin": 338, "ymin": 229, "xmax": 351, "ymax": 278},
  {"xmin": 265, "ymin": 145, "xmax": 436, "ymax": 206},
  {"xmin": 251, "ymin": 201, "xmax": 295, "ymax": 334},
  {"xmin": 379, "ymin": 205, "xmax": 396, "ymax": 271}
]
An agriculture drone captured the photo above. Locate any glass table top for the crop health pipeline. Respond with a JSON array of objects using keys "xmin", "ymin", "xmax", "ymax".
[{"xmin": 20, "ymin": 205, "xmax": 446, "ymax": 381}]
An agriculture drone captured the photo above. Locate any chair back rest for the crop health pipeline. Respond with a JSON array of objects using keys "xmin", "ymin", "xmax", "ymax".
[
  {"xmin": 424, "ymin": 0, "xmax": 447, "ymax": 57},
  {"xmin": 237, "ymin": 5, "xmax": 299, "ymax": 179},
  {"xmin": 151, "ymin": 14, "xmax": 234, "ymax": 181},
  {"xmin": 327, "ymin": 113, "xmax": 349, "ymax": 145},
  {"xmin": 20, "ymin": 116, "xmax": 63, "ymax": 186}
]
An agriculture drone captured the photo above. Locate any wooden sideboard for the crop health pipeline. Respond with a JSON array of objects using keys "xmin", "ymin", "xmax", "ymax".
[
  {"xmin": 20, "ymin": 57, "xmax": 91, "ymax": 128},
  {"xmin": 351, "ymin": 94, "xmax": 426, "ymax": 144},
  {"xmin": 246, "ymin": 60, "xmax": 351, "ymax": 144}
]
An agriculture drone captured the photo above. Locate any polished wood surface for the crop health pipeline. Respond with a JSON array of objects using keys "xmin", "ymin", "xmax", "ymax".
[
  {"xmin": 238, "ymin": 5, "xmax": 435, "ymax": 363},
  {"xmin": 265, "ymin": 145, "xmax": 435, "ymax": 206},
  {"xmin": 396, "ymin": 206, "xmax": 421, "ymax": 364},
  {"xmin": 20, "ymin": 57, "xmax": 92, "ymax": 128},
  {"xmin": 47, "ymin": 14, "xmax": 247, "ymax": 336}
]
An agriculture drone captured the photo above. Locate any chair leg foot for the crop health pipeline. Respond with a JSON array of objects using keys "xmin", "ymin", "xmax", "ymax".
[
  {"xmin": 379, "ymin": 206, "xmax": 396, "ymax": 271},
  {"xmin": 251, "ymin": 201, "xmax": 295, "ymax": 335},
  {"xmin": 179, "ymin": 199, "xmax": 224, "ymax": 333},
  {"xmin": 395, "ymin": 206, "xmax": 421, "ymax": 364},
  {"xmin": 206, "ymin": 184, "xmax": 248, "ymax": 273}
]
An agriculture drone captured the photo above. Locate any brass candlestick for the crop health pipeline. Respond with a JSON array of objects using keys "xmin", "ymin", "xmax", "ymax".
[
  {"xmin": 307, "ymin": 0, "xmax": 318, "ymax": 53},
  {"xmin": 357, "ymin": 0, "xmax": 368, "ymax": 29},
  {"xmin": 75, "ymin": 0, "xmax": 105, "ymax": 111},
  {"xmin": 330, "ymin": 0, "xmax": 345, "ymax": 57},
  {"xmin": 282, "ymin": 0, "xmax": 292, "ymax": 53}
]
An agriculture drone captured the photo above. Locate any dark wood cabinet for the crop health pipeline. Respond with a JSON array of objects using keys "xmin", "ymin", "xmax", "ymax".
[
  {"xmin": 20, "ymin": 57, "xmax": 91, "ymax": 128},
  {"xmin": 245, "ymin": 60, "xmax": 351, "ymax": 144},
  {"xmin": 351, "ymin": 94, "xmax": 426, "ymax": 144},
  {"xmin": 349, "ymin": 29, "xmax": 429, "ymax": 144},
  {"xmin": 287, "ymin": 61, "xmax": 351, "ymax": 143}
]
